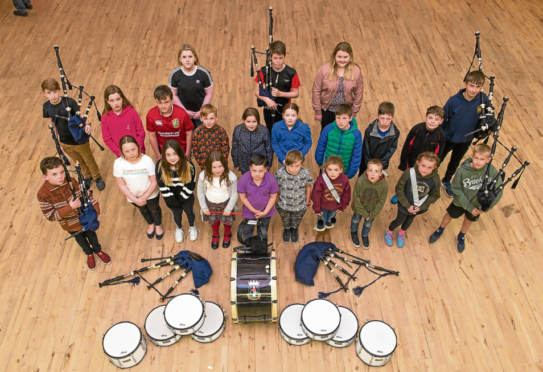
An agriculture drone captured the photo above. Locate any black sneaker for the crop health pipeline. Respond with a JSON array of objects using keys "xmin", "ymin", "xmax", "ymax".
[
  {"xmin": 25, "ymin": 4, "xmax": 33, "ymax": 9},
  {"xmin": 84, "ymin": 177, "xmax": 93, "ymax": 189},
  {"xmin": 442, "ymin": 181, "xmax": 453, "ymax": 198},
  {"xmin": 95, "ymin": 177, "xmax": 106, "ymax": 190},
  {"xmin": 456, "ymin": 234, "xmax": 466, "ymax": 253},
  {"xmin": 429, "ymin": 228, "xmax": 444, "ymax": 244},
  {"xmin": 14, "ymin": 10, "xmax": 28, "ymax": 16},
  {"xmin": 362, "ymin": 235, "xmax": 370, "ymax": 249},
  {"xmin": 351, "ymin": 231, "xmax": 360, "ymax": 248},
  {"xmin": 291, "ymin": 228, "xmax": 299, "ymax": 243},
  {"xmin": 282, "ymin": 229, "xmax": 291, "ymax": 244}
]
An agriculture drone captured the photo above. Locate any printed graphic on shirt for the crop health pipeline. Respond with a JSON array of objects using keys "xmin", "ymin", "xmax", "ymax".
[
  {"xmin": 416, "ymin": 182, "xmax": 430, "ymax": 195},
  {"xmin": 173, "ymin": 118, "xmax": 180, "ymax": 128},
  {"xmin": 463, "ymin": 175, "xmax": 484, "ymax": 190},
  {"xmin": 155, "ymin": 120, "xmax": 163, "ymax": 126},
  {"xmin": 122, "ymin": 168, "xmax": 150, "ymax": 176},
  {"xmin": 360, "ymin": 189, "xmax": 379, "ymax": 203}
]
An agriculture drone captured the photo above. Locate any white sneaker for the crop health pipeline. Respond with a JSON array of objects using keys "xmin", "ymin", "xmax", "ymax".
[
  {"xmin": 189, "ymin": 226, "xmax": 199, "ymax": 241},
  {"xmin": 175, "ymin": 227, "xmax": 184, "ymax": 243}
]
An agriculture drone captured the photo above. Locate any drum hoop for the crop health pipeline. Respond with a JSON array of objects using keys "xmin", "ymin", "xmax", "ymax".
[
  {"xmin": 358, "ymin": 320, "xmax": 398, "ymax": 357},
  {"xmin": 164, "ymin": 294, "xmax": 205, "ymax": 331},
  {"xmin": 301, "ymin": 298, "xmax": 341, "ymax": 335},
  {"xmin": 270, "ymin": 250, "xmax": 278, "ymax": 321},
  {"xmin": 102, "ymin": 321, "xmax": 142, "ymax": 359},
  {"xmin": 333, "ymin": 306, "xmax": 359, "ymax": 341},
  {"xmin": 230, "ymin": 251, "xmax": 239, "ymax": 323},
  {"xmin": 278, "ymin": 303, "xmax": 306, "ymax": 340},
  {"xmin": 196, "ymin": 302, "xmax": 225, "ymax": 337}
]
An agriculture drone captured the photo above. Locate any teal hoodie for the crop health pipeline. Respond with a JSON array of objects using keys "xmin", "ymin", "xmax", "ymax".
[{"xmin": 452, "ymin": 158, "xmax": 503, "ymax": 212}]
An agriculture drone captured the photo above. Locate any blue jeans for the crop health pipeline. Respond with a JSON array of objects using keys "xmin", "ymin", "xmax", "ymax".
[
  {"xmin": 13, "ymin": 0, "xmax": 31, "ymax": 12},
  {"xmin": 320, "ymin": 208, "xmax": 337, "ymax": 226},
  {"xmin": 350, "ymin": 214, "xmax": 374, "ymax": 237}
]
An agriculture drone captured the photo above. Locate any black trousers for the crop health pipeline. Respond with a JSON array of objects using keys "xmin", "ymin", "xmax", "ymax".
[
  {"xmin": 320, "ymin": 109, "xmax": 336, "ymax": 131},
  {"xmin": 69, "ymin": 229, "xmax": 101, "ymax": 255},
  {"xmin": 388, "ymin": 209, "xmax": 417, "ymax": 231},
  {"xmin": 170, "ymin": 195, "xmax": 196, "ymax": 228},
  {"xmin": 133, "ymin": 196, "xmax": 162, "ymax": 226},
  {"xmin": 440, "ymin": 140, "xmax": 471, "ymax": 183},
  {"xmin": 241, "ymin": 216, "xmax": 271, "ymax": 240},
  {"xmin": 263, "ymin": 107, "xmax": 284, "ymax": 135}
]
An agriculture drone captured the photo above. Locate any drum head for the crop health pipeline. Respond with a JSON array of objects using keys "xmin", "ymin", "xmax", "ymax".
[
  {"xmin": 103, "ymin": 322, "xmax": 141, "ymax": 358},
  {"xmin": 165, "ymin": 294, "xmax": 204, "ymax": 329},
  {"xmin": 145, "ymin": 305, "xmax": 174, "ymax": 340},
  {"xmin": 196, "ymin": 302, "xmax": 224, "ymax": 337},
  {"xmin": 332, "ymin": 306, "xmax": 358, "ymax": 341},
  {"xmin": 301, "ymin": 299, "xmax": 340, "ymax": 335},
  {"xmin": 359, "ymin": 321, "xmax": 397, "ymax": 356},
  {"xmin": 279, "ymin": 304, "xmax": 306, "ymax": 339}
]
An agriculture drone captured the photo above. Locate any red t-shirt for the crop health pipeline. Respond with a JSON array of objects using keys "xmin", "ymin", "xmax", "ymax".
[{"xmin": 146, "ymin": 105, "xmax": 194, "ymax": 151}]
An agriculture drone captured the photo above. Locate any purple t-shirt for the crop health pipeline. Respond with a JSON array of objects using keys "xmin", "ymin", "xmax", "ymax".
[{"xmin": 237, "ymin": 171, "xmax": 279, "ymax": 219}]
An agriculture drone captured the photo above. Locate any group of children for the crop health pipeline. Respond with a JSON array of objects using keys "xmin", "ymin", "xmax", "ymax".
[{"xmin": 38, "ymin": 39, "xmax": 504, "ymax": 271}]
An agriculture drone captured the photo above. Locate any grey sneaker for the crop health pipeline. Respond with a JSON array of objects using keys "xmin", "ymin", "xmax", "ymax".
[
  {"xmin": 456, "ymin": 233, "xmax": 466, "ymax": 253},
  {"xmin": 442, "ymin": 181, "xmax": 453, "ymax": 198}
]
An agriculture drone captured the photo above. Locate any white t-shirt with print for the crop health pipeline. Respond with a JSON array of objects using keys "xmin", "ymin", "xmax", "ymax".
[{"xmin": 113, "ymin": 155, "xmax": 159, "ymax": 202}]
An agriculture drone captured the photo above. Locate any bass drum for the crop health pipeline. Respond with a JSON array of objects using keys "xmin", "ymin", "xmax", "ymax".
[{"xmin": 230, "ymin": 250, "xmax": 277, "ymax": 324}]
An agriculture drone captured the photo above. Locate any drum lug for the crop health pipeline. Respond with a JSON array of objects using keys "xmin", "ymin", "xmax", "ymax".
[
  {"xmin": 231, "ymin": 258, "xmax": 237, "ymax": 261},
  {"xmin": 231, "ymin": 301, "xmax": 237, "ymax": 305},
  {"xmin": 272, "ymin": 276, "xmax": 277, "ymax": 280},
  {"xmin": 271, "ymin": 257, "xmax": 276, "ymax": 260},
  {"xmin": 272, "ymin": 300, "xmax": 277, "ymax": 304},
  {"xmin": 230, "ymin": 277, "xmax": 235, "ymax": 281}
]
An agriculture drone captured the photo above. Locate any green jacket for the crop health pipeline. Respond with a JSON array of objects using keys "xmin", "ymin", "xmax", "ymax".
[
  {"xmin": 452, "ymin": 158, "xmax": 503, "ymax": 212},
  {"xmin": 352, "ymin": 173, "xmax": 388, "ymax": 220}
]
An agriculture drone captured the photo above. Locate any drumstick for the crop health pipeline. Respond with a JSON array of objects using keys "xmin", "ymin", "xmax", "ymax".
[
  {"xmin": 323, "ymin": 252, "xmax": 353, "ymax": 269},
  {"xmin": 365, "ymin": 263, "xmax": 400, "ymax": 276},
  {"xmin": 320, "ymin": 258, "xmax": 348, "ymax": 292},
  {"xmin": 98, "ymin": 260, "xmax": 174, "ymax": 287},
  {"xmin": 146, "ymin": 265, "xmax": 182, "ymax": 290},
  {"xmin": 324, "ymin": 257, "xmax": 357, "ymax": 281},
  {"xmin": 160, "ymin": 268, "xmax": 192, "ymax": 302}
]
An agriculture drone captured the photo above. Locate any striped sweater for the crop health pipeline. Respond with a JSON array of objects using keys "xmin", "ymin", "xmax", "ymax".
[
  {"xmin": 37, "ymin": 180, "xmax": 100, "ymax": 232},
  {"xmin": 156, "ymin": 160, "xmax": 197, "ymax": 209}
]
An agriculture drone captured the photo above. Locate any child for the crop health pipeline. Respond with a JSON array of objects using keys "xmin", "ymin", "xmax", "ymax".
[
  {"xmin": 311, "ymin": 156, "xmax": 351, "ymax": 231},
  {"xmin": 146, "ymin": 85, "xmax": 194, "ymax": 159},
  {"xmin": 41, "ymin": 78, "xmax": 105, "ymax": 190},
  {"xmin": 428, "ymin": 144, "xmax": 502, "ymax": 253},
  {"xmin": 197, "ymin": 152, "xmax": 238, "ymax": 249},
  {"xmin": 37, "ymin": 157, "xmax": 111, "ymax": 270},
  {"xmin": 237, "ymin": 154, "xmax": 278, "ymax": 241},
  {"xmin": 392, "ymin": 105, "xmax": 446, "ymax": 203},
  {"xmin": 253, "ymin": 40, "xmax": 301, "ymax": 133},
  {"xmin": 169, "ymin": 44, "xmax": 213, "ymax": 128},
  {"xmin": 385, "ymin": 152, "xmax": 441, "ymax": 248},
  {"xmin": 156, "ymin": 140, "xmax": 198, "ymax": 243},
  {"xmin": 113, "ymin": 135, "xmax": 163, "ymax": 239},
  {"xmin": 314, "ymin": 103, "xmax": 362, "ymax": 179},
  {"xmin": 351, "ymin": 159, "xmax": 388, "ymax": 249},
  {"xmin": 359, "ymin": 101, "xmax": 400, "ymax": 176},
  {"xmin": 271, "ymin": 103, "xmax": 312, "ymax": 165},
  {"xmin": 275, "ymin": 150, "xmax": 313, "ymax": 244},
  {"xmin": 440, "ymin": 71, "xmax": 489, "ymax": 197},
  {"xmin": 102, "ymin": 85, "xmax": 146, "ymax": 157},
  {"xmin": 191, "ymin": 104, "xmax": 230, "ymax": 169},
  {"xmin": 231, "ymin": 108, "xmax": 273, "ymax": 174}
]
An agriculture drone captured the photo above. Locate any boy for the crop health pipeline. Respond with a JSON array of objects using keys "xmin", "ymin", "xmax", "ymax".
[
  {"xmin": 146, "ymin": 85, "xmax": 194, "ymax": 160},
  {"xmin": 315, "ymin": 103, "xmax": 362, "ymax": 179},
  {"xmin": 254, "ymin": 40, "xmax": 301, "ymax": 133},
  {"xmin": 37, "ymin": 157, "xmax": 111, "ymax": 270},
  {"xmin": 275, "ymin": 150, "xmax": 313, "ymax": 244},
  {"xmin": 359, "ymin": 101, "xmax": 400, "ymax": 176},
  {"xmin": 191, "ymin": 104, "xmax": 230, "ymax": 169},
  {"xmin": 428, "ymin": 144, "xmax": 502, "ymax": 253},
  {"xmin": 440, "ymin": 71, "xmax": 489, "ymax": 197},
  {"xmin": 42, "ymin": 78, "xmax": 105, "ymax": 190},
  {"xmin": 351, "ymin": 159, "xmax": 388, "ymax": 249},
  {"xmin": 237, "ymin": 154, "xmax": 279, "ymax": 241},
  {"xmin": 311, "ymin": 156, "xmax": 351, "ymax": 231}
]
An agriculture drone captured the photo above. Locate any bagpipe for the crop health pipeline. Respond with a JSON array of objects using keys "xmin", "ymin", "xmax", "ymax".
[{"xmin": 53, "ymin": 45, "xmax": 104, "ymax": 150}]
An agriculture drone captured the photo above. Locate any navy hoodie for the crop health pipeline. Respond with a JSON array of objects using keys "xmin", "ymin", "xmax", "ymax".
[{"xmin": 442, "ymin": 89, "xmax": 489, "ymax": 143}]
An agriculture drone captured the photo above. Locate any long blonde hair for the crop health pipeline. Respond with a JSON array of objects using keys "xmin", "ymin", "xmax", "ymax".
[
  {"xmin": 328, "ymin": 42, "xmax": 355, "ymax": 81},
  {"xmin": 159, "ymin": 140, "xmax": 193, "ymax": 185},
  {"xmin": 177, "ymin": 44, "xmax": 203, "ymax": 68}
]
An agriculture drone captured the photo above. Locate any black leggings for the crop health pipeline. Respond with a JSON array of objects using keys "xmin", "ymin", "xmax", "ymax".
[
  {"xmin": 263, "ymin": 108, "xmax": 284, "ymax": 135},
  {"xmin": 388, "ymin": 209, "xmax": 417, "ymax": 231},
  {"xmin": 440, "ymin": 140, "xmax": 471, "ymax": 183},
  {"xmin": 320, "ymin": 109, "xmax": 337, "ymax": 131},
  {"xmin": 133, "ymin": 196, "xmax": 162, "ymax": 226},
  {"xmin": 170, "ymin": 196, "xmax": 196, "ymax": 228}
]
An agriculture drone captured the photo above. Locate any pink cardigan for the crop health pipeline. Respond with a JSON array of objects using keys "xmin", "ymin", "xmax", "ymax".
[
  {"xmin": 312, "ymin": 62, "xmax": 364, "ymax": 113},
  {"xmin": 101, "ymin": 106, "xmax": 146, "ymax": 157}
]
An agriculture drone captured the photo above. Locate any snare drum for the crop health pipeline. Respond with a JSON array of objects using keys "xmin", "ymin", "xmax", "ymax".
[
  {"xmin": 278, "ymin": 304, "xmax": 311, "ymax": 346},
  {"xmin": 102, "ymin": 322, "xmax": 147, "ymax": 369},
  {"xmin": 355, "ymin": 320, "xmax": 397, "ymax": 366},
  {"xmin": 191, "ymin": 302, "xmax": 227, "ymax": 343},
  {"xmin": 144, "ymin": 305, "xmax": 182, "ymax": 347},
  {"xmin": 164, "ymin": 293, "xmax": 206, "ymax": 335},
  {"xmin": 326, "ymin": 306, "xmax": 358, "ymax": 348},
  {"xmin": 300, "ymin": 299, "xmax": 341, "ymax": 341}
]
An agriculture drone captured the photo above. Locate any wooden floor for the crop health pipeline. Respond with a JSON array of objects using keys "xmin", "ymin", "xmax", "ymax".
[{"xmin": 1, "ymin": 0, "xmax": 543, "ymax": 371}]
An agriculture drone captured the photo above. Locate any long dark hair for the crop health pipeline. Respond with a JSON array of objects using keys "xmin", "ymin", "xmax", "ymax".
[
  {"xmin": 204, "ymin": 151, "xmax": 231, "ymax": 187},
  {"xmin": 159, "ymin": 140, "xmax": 193, "ymax": 185},
  {"xmin": 103, "ymin": 85, "xmax": 133, "ymax": 115}
]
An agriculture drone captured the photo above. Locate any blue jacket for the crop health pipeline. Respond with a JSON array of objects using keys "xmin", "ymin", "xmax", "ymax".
[
  {"xmin": 442, "ymin": 89, "xmax": 489, "ymax": 143},
  {"xmin": 271, "ymin": 119, "xmax": 312, "ymax": 164},
  {"xmin": 314, "ymin": 119, "xmax": 363, "ymax": 179}
]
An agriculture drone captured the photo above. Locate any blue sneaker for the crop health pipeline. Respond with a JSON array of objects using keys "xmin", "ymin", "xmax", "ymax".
[
  {"xmin": 456, "ymin": 233, "xmax": 466, "ymax": 253},
  {"xmin": 442, "ymin": 181, "xmax": 453, "ymax": 198},
  {"xmin": 429, "ymin": 228, "xmax": 444, "ymax": 244},
  {"xmin": 391, "ymin": 195, "xmax": 398, "ymax": 204},
  {"xmin": 397, "ymin": 230, "xmax": 405, "ymax": 248},
  {"xmin": 385, "ymin": 229, "xmax": 393, "ymax": 247}
]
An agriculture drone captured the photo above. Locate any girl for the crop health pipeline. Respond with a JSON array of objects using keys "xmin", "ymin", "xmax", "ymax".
[
  {"xmin": 231, "ymin": 108, "xmax": 273, "ymax": 174},
  {"xmin": 168, "ymin": 44, "xmax": 214, "ymax": 128},
  {"xmin": 312, "ymin": 41, "xmax": 364, "ymax": 130},
  {"xmin": 156, "ymin": 139, "xmax": 198, "ymax": 243},
  {"xmin": 113, "ymin": 136, "xmax": 162, "ymax": 239},
  {"xmin": 271, "ymin": 103, "xmax": 312, "ymax": 165},
  {"xmin": 197, "ymin": 152, "xmax": 238, "ymax": 249},
  {"xmin": 385, "ymin": 152, "xmax": 441, "ymax": 248},
  {"xmin": 102, "ymin": 85, "xmax": 146, "ymax": 157}
]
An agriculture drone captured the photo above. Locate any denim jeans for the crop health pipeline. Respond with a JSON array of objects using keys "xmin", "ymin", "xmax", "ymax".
[
  {"xmin": 320, "ymin": 208, "xmax": 337, "ymax": 226},
  {"xmin": 350, "ymin": 214, "xmax": 374, "ymax": 237},
  {"xmin": 13, "ymin": 0, "xmax": 31, "ymax": 12}
]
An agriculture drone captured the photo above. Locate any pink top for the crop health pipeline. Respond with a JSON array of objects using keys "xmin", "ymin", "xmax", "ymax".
[{"xmin": 101, "ymin": 106, "xmax": 146, "ymax": 157}]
